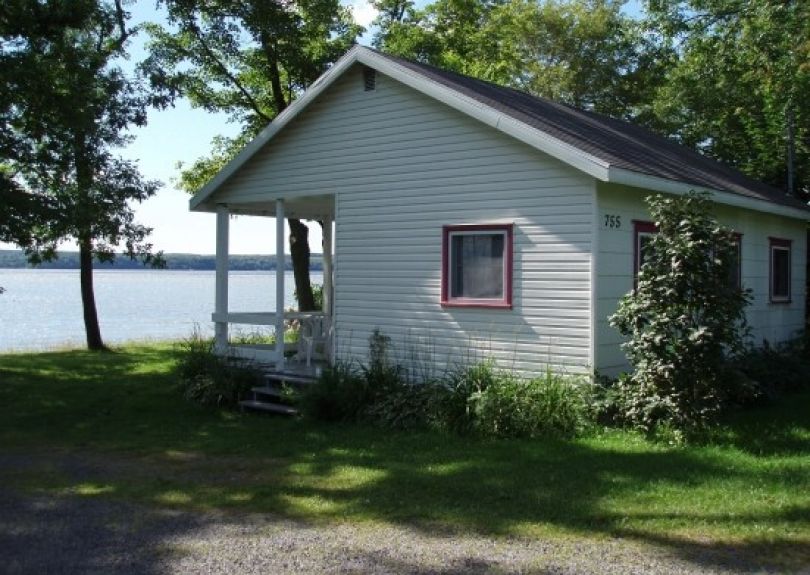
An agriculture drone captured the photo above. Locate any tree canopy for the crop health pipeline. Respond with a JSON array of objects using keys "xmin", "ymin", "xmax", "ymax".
[
  {"xmin": 1, "ymin": 0, "xmax": 163, "ymax": 348},
  {"xmin": 143, "ymin": 0, "xmax": 361, "ymax": 309},
  {"xmin": 372, "ymin": 0, "xmax": 673, "ymax": 121},
  {"xmin": 647, "ymin": 0, "xmax": 810, "ymax": 197}
]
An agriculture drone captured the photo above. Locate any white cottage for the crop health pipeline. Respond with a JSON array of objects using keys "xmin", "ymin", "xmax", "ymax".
[{"xmin": 190, "ymin": 46, "xmax": 808, "ymax": 378}]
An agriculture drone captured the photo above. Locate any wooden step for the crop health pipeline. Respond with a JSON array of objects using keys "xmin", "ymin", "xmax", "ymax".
[
  {"xmin": 239, "ymin": 400, "xmax": 298, "ymax": 416},
  {"xmin": 261, "ymin": 372, "xmax": 318, "ymax": 386},
  {"xmin": 251, "ymin": 385, "xmax": 290, "ymax": 400}
]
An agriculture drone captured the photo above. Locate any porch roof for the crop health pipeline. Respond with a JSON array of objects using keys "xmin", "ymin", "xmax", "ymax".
[{"xmin": 209, "ymin": 193, "xmax": 334, "ymax": 219}]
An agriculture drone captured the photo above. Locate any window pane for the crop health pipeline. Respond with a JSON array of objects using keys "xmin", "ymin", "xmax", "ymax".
[
  {"xmin": 450, "ymin": 233, "xmax": 504, "ymax": 299},
  {"xmin": 728, "ymin": 240, "xmax": 741, "ymax": 289},
  {"xmin": 772, "ymin": 247, "xmax": 790, "ymax": 299},
  {"xmin": 638, "ymin": 233, "xmax": 654, "ymax": 271}
]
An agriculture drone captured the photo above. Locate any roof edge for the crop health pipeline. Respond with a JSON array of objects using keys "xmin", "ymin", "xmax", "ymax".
[
  {"xmin": 609, "ymin": 167, "xmax": 810, "ymax": 220},
  {"xmin": 190, "ymin": 45, "xmax": 364, "ymax": 211},
  {"xmin": 190, "ymin": 46, "xmax": 610, "ymax": 211}
]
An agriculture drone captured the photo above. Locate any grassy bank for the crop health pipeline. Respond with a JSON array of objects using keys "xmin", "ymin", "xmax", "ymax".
[{"xmin": 0, "ymin": 344, "xmax": 808, "ymax": 567}]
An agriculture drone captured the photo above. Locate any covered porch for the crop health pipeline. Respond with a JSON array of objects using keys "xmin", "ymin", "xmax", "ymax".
[{"xmin": 211, "ymin": 194, "xmax": 334, "ymax": 373}]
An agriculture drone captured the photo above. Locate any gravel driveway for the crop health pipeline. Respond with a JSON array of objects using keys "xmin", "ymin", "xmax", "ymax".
[
  {"xmin": 1, "ymin": 484, "xmax": 803, "ymax": 575},
  {"xmin": 0, "ymin": 450, "xmax": 805, "ymax": 574}
]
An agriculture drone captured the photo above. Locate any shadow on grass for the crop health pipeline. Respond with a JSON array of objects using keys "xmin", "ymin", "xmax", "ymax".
[
  {"xmin": 705, "ymin": 392, "xmax": 810, "ymax": 456},
  {"xmin": 1, "ymin": 347, "xmax": 809, "ymax": 572}
]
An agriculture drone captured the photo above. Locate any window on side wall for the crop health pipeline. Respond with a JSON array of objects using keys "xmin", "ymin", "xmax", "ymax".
[
  {"xmin": 728, "ymin": 234, "xmax": 742, "ymax": 290},
  {"xmin": 634, "ymin": 222, "xmax": 743, "ymax": 289},
  {"xmin": 633, "ymin": 221, "xmax": 658, "ymax": 283},
  {"xmin": 769, "ymin": 238, "xmax": 791, "ymax": 303},
  {"xmin": 441, "ymin": 224, "xmax": 513, "ymax": 309}
]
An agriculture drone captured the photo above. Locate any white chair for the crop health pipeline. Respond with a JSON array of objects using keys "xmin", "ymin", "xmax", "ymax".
[{"xmin": 297, "ymin": 315, "xmax": 332, "ymax": 367}]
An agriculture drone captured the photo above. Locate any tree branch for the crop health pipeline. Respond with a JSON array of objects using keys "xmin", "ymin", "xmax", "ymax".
[{"xmin": 185, "ymin": 18, "xmax": 272, "ymax": 123}]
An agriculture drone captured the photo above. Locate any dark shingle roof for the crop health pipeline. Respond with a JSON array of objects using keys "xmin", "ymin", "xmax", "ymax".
[{"xmin": 374, "ymin": 50, "xmax": 807, "ymax": 212}]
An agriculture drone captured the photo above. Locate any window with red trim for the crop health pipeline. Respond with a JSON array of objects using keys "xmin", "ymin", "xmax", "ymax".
[
  {"xmin": 770, "ymin": 238, "xmax": 791, "ymax": 303},
  {"xmin": 441, "ymin": 224, "xmax": 513, "ymax": 308}
]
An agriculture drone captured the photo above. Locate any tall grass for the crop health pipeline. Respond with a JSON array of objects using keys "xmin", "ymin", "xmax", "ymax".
[
  {"xmin": 175, "ymin": 327, "xmax": 262, "ymax": 407},
  {"xmin": 299, "ymin": 343, "xmax": 594, "ymax": 439}
]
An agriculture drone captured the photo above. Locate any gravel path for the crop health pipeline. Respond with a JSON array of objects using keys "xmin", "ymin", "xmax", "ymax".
[{"xmin": 0, "ymin": 451, "xmax": 806, "ymax": 574}]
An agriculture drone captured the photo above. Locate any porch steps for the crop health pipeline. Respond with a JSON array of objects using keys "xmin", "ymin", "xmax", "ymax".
[
  {"xmin": 238, "ymin": 369, "xmax": 319, "ymax": 416},
  {"xmin": 238, "ymin": 400, "xmax": 298, "ymax": 416}
]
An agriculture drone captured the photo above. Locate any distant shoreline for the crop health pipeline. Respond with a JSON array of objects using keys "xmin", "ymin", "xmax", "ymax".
[{"xmin": 0, "ymin": 250, "xmax": 323, "ymax": 272}]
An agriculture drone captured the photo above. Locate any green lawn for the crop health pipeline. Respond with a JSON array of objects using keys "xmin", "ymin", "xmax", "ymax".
[{"xmin": 1, "ymin": 344, "xmax": 808, "ymax": 567}]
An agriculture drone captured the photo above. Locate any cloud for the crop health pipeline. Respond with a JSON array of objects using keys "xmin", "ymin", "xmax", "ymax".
[{"xmin": 346, "ymin": 0, "xmax": 379, "ymax": 29}]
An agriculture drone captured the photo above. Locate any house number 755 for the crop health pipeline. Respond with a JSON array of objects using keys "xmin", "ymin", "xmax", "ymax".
[{"xmin": 604, "ymin": 214, "xmax": 622, "ymax": 229}]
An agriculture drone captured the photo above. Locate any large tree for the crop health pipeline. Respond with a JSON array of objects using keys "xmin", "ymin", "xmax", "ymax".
[
  {"xmin": 143, "ymin": 0, "xmax": 361, "ymax": 310},
  {"xmin": 372, "ymin": 0, "xmax": 673, "ymax": 120},
  {"xmin": 1, "ymin": 0, "xmax": 163, "ymax": 349},
  {"xmin": 646, "ymin": 0, "xmax": 810, "ymax": 197}
]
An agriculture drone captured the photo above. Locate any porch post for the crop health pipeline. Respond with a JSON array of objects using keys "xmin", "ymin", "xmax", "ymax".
[
  {"xmin": 214, "ymin": 204, "xmax": 229, "ymax": 354},
  {"xmin": 322, "ymin": 215, "xmax": 333, "ymax": 317},
  {"xmin": 275, "ymin": 199, "xmax": 285, "ymax": 370}
]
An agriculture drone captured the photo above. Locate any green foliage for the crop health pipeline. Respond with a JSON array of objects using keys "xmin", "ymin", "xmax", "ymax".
[
  {"xmin": 374, "ymin": 0, "xmax": 807, "ymax": 196},
  {"xmin": 731, "ymin": 337, "xmax": 810, "ymax": 401},
  {"xmin": 298, "ymin": 361, "xmax": 373, "ymax": 422},
  {"xmin": 299, "ymin": 329, "xmax": 401, "ymax": 422},
  {"xmin": 372, "ymin": 0, "xmax": 672, "ymax": 120},
  {"xmin": 1, "ymin": 0, "xmax": 163, "ymax": 263},
  {"xmin": 1, "ymin": 0, "xmax": 165, "ymax": 348},
  {"xmin": 301, "ymin": 330, "xmax": 594, "ymax": 437},
  {"xmin": 143, "ymin": 0, "xmax": 362, "ymax": 189},
  {"xmin": 646, "ymin": 0, "xmax": 810, "ymax": 196},
  {"xmin": 469, "ymin": 367, "xmax": 594, "ymax": 439},
  {"xmin": 142, "ymin": 0, "xmax": 358, "ymax": 311},
  {"xmin": 609, "ymin": 192, "xmax": 753, "ymax": 434},
  {"xmin": 175, "ymin": 329, "xmax": 261, "ymax": 407}
]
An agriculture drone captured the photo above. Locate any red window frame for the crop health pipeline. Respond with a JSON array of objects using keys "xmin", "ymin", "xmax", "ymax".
[
  {"xmin": 769, "ymin": 237, "xmax": 792, "ymax": 303},
  {"xmin": 441, "ymin": 223, "xmax": 513, "ymax": 309}
]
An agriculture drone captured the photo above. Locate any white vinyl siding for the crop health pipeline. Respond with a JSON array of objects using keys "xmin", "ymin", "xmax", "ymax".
[
  {"xmin": 595, "ymin": 182, "xmax": 807, "ymax": 375},
  {"xmin": 214, "ymin": 66, "xmax": 595, "ymax": 377}
]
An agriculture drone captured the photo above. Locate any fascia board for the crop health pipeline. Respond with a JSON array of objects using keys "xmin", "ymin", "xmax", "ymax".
[
  {"xmin": 609, "ymin": 166, "xmax": 810, "ymax": 221},
  {"xmin": 189, "ymin": 46, "xmax": 364, "ymax": 211}
]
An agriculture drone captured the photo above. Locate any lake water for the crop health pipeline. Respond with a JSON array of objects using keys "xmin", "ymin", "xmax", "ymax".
[{"xmin": 0, "ymin": 269, "xmax": 321, "ymax": 352}]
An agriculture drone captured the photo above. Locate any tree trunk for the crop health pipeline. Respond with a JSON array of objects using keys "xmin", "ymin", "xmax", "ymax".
[
  {"xmin": 257, "ymin": 36, "xmax": 315, "ymax": 312},
  {"xmin": 79, "ymin": 238, "xmax": 105, "ymax": 350},
  {"xmin": 289, "ymin": 218, "xmax": 315, "ymax": 311}
]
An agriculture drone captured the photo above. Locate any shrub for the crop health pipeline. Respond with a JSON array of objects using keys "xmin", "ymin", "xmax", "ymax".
[
  {"xmin": 469, "ymin": 367, "xmax": 593, "ymax": 439},
  {"xmin": 364, "ymin": 382, "xmax": 450, "ymax": 430},
  {"xmin": 175, "ymin": 328, "xmax": 261, "ymax": 407},
  {"xmin": 302, "ymin": 330, "xmax": 596, "ymax": 438},
  {"xmin": 437, "ymin": 360, "xmax": 500, "ymax": 432},
  {"xmin": 300, "ymin": 330, "xmax": 408, "ymax": 423},
  {"xmin": 609, "ymin": 192, "xmax": 752, "ymax": 434},
  {"xmin": 297, "ymin": 361, "xmax": 371, "ymax": 421},
  {"xmin": 731, "ymin": 337, "xmax": 810, "ymax": 400}
]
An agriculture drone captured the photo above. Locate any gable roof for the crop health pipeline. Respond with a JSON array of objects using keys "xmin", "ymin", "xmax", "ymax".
[{"xmin": 191, "ymin": 46, "xmax": 809, "ymax": 219}]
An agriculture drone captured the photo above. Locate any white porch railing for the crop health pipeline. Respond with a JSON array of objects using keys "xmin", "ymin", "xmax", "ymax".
[
  {"xmin": 213, "ymin": 311, "xmax": 331, "ymax": 365},
  {"xmin": 211, "ymin": 198, "xmax": 334, "ymax": 371}
]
